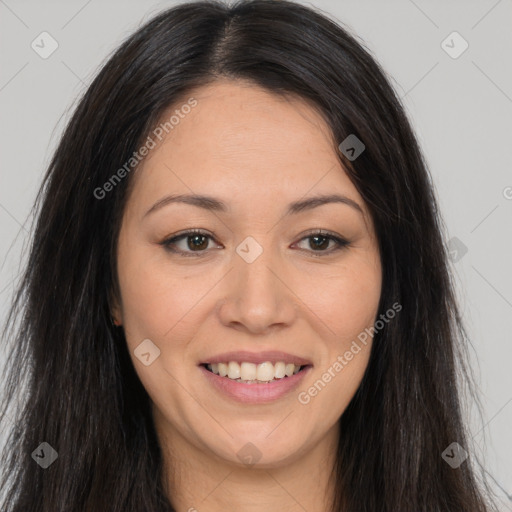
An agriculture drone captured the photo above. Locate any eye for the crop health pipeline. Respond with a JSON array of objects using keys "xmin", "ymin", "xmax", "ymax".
[
  {"xmin": 159, "ymin": 229, "xmax": 350, "ymax": 257},
  {"xmin": 160, "ymin": 229, "xmax": 220, "ymax": 257},
  {"xmin": 293, "ymin": 230, "xmax": 350, "ymax": 256}
]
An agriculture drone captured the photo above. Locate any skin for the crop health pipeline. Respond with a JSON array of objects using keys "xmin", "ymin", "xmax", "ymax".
[{"xmin": 111, "ymin": 79, "xmax": 382, "ymax": 512}]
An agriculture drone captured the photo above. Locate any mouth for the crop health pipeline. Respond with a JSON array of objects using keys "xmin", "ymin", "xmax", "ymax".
[
  {"xmin": 199, "ymin": 352, "xmax": 313, "ymax": 403},
  {"xmin": 200, "ymin": 361, "xmax": 311, "ymax": 384}
]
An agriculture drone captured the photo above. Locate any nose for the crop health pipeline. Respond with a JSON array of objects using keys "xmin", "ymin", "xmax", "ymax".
[{"xmin": 216, "ymin": 245, "xmax": 297, "ymax": 335}]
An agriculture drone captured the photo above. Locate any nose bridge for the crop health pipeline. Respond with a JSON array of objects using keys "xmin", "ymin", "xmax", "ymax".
[
  {"xmin": 235, "ymin": 234, "xmax": 281, "ymax": 305},
  {"xmin": 217, "ymin": 234, "xmax": 296, "ymax": 332}
]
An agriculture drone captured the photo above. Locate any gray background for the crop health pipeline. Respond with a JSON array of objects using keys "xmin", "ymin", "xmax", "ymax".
[{"xmin": 0, "ymin": 0, "xmax": 511, "ymax": 508}]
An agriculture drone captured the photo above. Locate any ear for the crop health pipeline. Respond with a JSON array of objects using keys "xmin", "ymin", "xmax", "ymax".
[{"xmin": 109, "ymin": 287, "xmax": 123, "ymax": 326}]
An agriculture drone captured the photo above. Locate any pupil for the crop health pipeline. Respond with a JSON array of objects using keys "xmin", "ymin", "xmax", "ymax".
[
  {"xmin": 188, "ymin": 235, "xmax": 208, "ymax": 251},
  {"xmin": 311, "ymin": 235, "xmax": 328, "ymax": 250}
]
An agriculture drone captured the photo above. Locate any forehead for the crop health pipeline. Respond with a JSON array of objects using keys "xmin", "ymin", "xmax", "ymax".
[
  {"xmin": 126, "ymin": 79, "xmax": 370, "ymax": 223},
  {"xmin": 160, "ymin": 79, "xmax": 335, "ymax": 165}
]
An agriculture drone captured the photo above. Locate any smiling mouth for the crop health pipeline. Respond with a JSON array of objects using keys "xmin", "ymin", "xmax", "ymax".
[{"xmin": 201, "ymin": 361, "xmax": 310, "ymax": 384}]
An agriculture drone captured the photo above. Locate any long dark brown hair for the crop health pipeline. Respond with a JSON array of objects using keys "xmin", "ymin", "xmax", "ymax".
[{"xmin": 0, "ymin": 1, "xmax": 499, "ymax": 510}]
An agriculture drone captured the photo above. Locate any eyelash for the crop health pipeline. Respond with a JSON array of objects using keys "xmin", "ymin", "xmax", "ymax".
[{"xmin": 159, "ymin": 228, "xmax": 350, "ymax": 258}]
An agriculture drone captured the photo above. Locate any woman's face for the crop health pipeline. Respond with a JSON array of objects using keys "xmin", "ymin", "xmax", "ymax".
[{"xmin": 112, "ymin": 79, "xmax": 382, "ymax": 469}]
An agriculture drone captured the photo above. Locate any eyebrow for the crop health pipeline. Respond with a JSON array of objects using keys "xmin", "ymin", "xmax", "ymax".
[{"xmin": 143, "ymin": 193, "xmax": 364, "ymax": 218}]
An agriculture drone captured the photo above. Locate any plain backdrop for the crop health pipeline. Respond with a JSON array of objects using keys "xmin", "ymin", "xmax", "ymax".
[{"xmin": 0, "ymin": 0, "xmax": 511, "ymax": 508}]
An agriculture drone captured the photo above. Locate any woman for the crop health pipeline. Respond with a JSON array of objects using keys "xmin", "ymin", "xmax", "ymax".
[{"xmin": 0, "ymin": 0, "xmax": 499, "ymax": 510}]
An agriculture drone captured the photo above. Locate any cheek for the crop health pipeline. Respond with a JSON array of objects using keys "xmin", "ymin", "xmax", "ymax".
[
  {"xmin": 314, "ymin": 259, "xmax": 381, "ymax": 409},
  {"xmin": 297, "ymin": 267, "xmax": 379, "ymax": 420},
  {"xmin": 116, "ymin": 237, "xmax": 203, "ymax": 342},
  {"xmin": 118, "ymin": 261, "xmax": 172, "ymax": 340},
  {"xmin": 308, "ymin": 258, "xmax": 382, "ymax": 343},
  {"xmin": 116, "ymin": 248, "xmax": 199, "ymax": 407}
]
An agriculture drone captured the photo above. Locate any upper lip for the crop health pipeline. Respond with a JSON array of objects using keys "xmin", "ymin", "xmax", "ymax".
[{"xmin": 200, "ymin": 350, "xmax": 313, "ymax": 366}]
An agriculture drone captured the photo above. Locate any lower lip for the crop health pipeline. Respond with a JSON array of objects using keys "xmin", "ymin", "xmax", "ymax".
[{"xmin": 199, "ymin": 365, "xmax": 312, "ymax": 404}]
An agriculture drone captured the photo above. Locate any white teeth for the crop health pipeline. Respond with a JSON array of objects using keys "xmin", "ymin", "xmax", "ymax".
[
  {"xmin": 274, "ymin": 362, "xmax": 286, "ymax": 379},
  {"xmin": 228, "ymin": 361, "xmax": 241, "ymax": 380},
  {"xmin": 206, "ymin": 361, "xmax": 305, "ymax": 382},
  {"xmin": 256, "ymin": 361, "xmax": 274, "ymax": 382},
  {"xmin": 218, "ymin": 362, "xmax": 228, "ymax": 377},
  {"xmin": 240, "ymin": 362, "xmax": 257, "ymax": 381}
]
